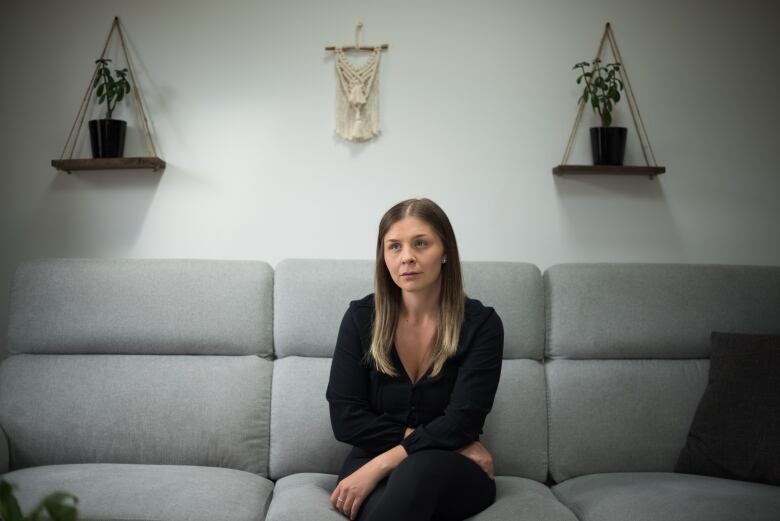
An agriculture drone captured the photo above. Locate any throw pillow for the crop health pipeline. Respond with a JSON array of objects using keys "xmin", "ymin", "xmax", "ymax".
[{"xmin": 675, "ymin": 331, "xmax": 780, "ymax": 486}]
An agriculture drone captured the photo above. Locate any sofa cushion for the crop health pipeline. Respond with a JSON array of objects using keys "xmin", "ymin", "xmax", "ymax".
[
  {"xmin": 2, "ymin": 464, "xmax": 273, "ymax": 521},
  {"xmin": 676, "ymin": 332, "xmax": 780, "ymax": 486},
  {"xmin": 545, "ymin": 263, "xmax": 780, "ymax": 482},
  {"xmin": 265, "ymin": 473, "xmax": 579, "ymax": 521},
  {"xmin": 274, "ymin": 259, "xmax": 544, "ymax": 360},
  {"xmin": 0, "ymin": 354, "xmax": 272, "ymax": 475},
  {"xmin": 545, "ymin": 263, "xmax": 780, "ymax": 359},
  {"xmin": 269, "ymin": 357, "xmax": 549, "ymax": 481},
  {"xmin": 546, "ymin": 359, "xmax": 708, "ymax": 482},
  {"xmin": 478, "ymin": 359, "xmax": 548, "ymax": 481},
  {"xmin": 269, "ymin": 357, "xmax": 349, "ymax": 480},
  {"xmin": 7, "ymin": 258, "xmax": 274, "ymax": 356},
  {"xmin": 274, "ymin": 259, "xmax": 373, "ymax": 359},
  {"xmin": 552, "ymin": 472, "xmax": 780, "ymax": 521}
]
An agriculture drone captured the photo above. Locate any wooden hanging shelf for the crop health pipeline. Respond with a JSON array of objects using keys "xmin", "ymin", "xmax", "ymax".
[
  {"xmin": 555, "ymin": 23, "xmax": 664, "ymax": 179},
  {"xmin": 51, "ymin": 157, "xmax": 166, "ymax": 174},
  {"xmin": 52, "ymin": 17, "xmax": 164, "ymax": 174},
  {"xmin": 553, "ymin": 165, "xmax": 665, "ymax": 177}
]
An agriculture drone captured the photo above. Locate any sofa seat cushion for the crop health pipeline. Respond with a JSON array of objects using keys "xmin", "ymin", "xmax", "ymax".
[
  {"xmin": 552, "ymin": 472, "xmax": 780, "ymax": 521},
  {"xmin": 265, "ymin": 473, "xmax": 578, "ymax": 521},
  {"xmin": 2, "ymin": 463, "xmax": 273, "ymax": 521}
]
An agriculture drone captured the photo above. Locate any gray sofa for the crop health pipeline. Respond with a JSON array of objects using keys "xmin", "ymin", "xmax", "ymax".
[{"xmin": 0, "ymin": 258, "xmax": 778, "ymax": 521}]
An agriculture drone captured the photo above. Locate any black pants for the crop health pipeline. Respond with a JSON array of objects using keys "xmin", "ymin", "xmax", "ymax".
[{"xmin": 336, "ymin": 446, "xmax": 496, "ymax": 521}]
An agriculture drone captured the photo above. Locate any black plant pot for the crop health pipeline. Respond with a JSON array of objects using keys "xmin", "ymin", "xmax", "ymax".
[
  {"xmin": 590, "ymin": 127, "xmax": 627, "ymax": 166},
  {"xmin": 88, "ymin": 119, "xmax": 127, "ymax": 158}
]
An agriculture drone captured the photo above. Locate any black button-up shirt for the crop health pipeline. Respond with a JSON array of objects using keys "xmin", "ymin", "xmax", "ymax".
[{"xmin": 326, "ymin": 294, "xmax": 504, "ymax": 456}]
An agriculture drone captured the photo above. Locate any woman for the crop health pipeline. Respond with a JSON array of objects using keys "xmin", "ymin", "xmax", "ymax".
[{"xmin": 326, "ymin": 198, "xmax": 504, "ymax": 521}]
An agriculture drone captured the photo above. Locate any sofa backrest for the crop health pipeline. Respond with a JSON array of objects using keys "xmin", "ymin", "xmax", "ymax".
[
  {"xmin": 544, "ymin": 263, "xmax": 780, "ymax": 482},
  {"xmin": 0, "ymin": 258, "xmax": 274, "ymax": 475},
  {"xmin": 270, "ymin": 259, "xmax": 548, "ymax": 482}
]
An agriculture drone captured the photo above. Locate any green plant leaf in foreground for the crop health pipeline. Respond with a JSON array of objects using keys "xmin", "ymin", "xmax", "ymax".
[
  {"xmin": 0, "ymin": 481, "xmax": 23, "ymax": 521},
  {"xmin": 0, "ymin": 481, "xmax": 78, "ymax": 521}
]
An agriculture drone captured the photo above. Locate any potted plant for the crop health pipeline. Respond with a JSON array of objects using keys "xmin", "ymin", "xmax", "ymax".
[
  {"xmin": 0, "ymin": 479, "xmax": 78, "ymax": 521},
  {"xmin": 573, "ymin": 58, "xmax": 626, "ymax": 165},
  {"xmin": 88, "ymin": 58, "xmax": 131, "ymax": 158}
]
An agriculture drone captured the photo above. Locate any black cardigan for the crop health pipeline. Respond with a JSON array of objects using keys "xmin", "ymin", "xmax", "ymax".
[{"xmin": 326, "ymin": 294, "xmax": 504, "ymax": 455}]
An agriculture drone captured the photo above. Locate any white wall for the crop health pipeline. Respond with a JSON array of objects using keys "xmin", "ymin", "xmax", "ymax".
[{"xmin": 1, "ymin": 0, "xmax": 779, "ymax": 355}]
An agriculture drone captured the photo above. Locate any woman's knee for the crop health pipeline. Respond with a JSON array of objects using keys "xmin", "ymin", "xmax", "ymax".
[{"xmin": 392, "ymin": 450, "xmax": 465, "ymax": 483}]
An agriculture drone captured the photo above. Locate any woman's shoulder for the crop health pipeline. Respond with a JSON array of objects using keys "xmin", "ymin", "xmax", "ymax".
[
  {"xmin": 464, "ymin": 296, "xmax": 496, "ymax": 318},
  {"xmin": 463, "ymin": 296, "xmax": 503, "ymax": 332},
  {"xmin": 344, "ymin": 293, "xmax": 375, "ymax": 328},
  {"xmin": 349, "ymin": 293, "xmax": 375, "ymax": 309}
]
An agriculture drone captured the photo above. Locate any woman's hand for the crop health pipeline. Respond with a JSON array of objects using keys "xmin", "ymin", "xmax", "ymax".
[
  {"xmin": 457, "ymin": 440, "xmax": 495, "ymax": 479},
  {"xmin": 330, "ymin": 461, "xmax": 384, "ymax": 520}
]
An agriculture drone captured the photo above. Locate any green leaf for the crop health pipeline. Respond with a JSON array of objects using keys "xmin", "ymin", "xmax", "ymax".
[
  {"xmin": 613, "ymin": 90, "xmax": 620, "ymax": 102},
  {"xmin": 583, "ymin": 90, "xmax": 589, "ymax": 103},
  {"xmin": 0, "ymin": 480, "xmax": 24, "ymax": 521},
  {"xmin": 96, "ymin": 84, "xmax": 105, "ymax": 97},
  {"xmin": 42, "ymin": 493, "xmax": 79, "ymax": 521},
  {"xmin": 115, "ymin": 90, "xmax": 125, "ymax": 103},
  {"xmin": 25, "ymin": 492, "xmax": 78, "ymax": 521}
]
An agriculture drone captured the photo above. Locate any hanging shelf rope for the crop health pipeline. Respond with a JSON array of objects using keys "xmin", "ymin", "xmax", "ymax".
[
  {"xmin": 51, "ymin": 16, "xmax": 165, "ymax": 174},
  {"xmin": 553, "ymin": 23, "xmax": 665, "ymax": 179}
]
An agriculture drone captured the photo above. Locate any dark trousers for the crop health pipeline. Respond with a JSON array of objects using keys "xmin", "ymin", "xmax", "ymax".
[{"xmin": 337, "ymin": 446, "xmax": 496, "ymax": 521}]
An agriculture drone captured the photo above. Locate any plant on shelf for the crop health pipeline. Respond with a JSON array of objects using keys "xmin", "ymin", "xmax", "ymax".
[
  {"xmin": 0, "ymin": 479, "xmax": 78, "ymax": 521},
  {"xmin": 573, "ymin": 58, "xmax": 627, "ymax": 165},
  {"xmin": 88, "ymin": 58, "xmax": 132, "ymax": 159}
]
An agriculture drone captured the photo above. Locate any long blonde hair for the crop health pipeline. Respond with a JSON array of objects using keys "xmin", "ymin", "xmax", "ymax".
[{"xmin": 369, "ymin": 198, "xmax": 465, "ymax": 378}]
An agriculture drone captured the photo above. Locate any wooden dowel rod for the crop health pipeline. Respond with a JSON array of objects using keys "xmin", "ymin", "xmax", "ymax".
[{"xmin": 325, "ymin": 44, "xmax": 389, "ymax": 51}]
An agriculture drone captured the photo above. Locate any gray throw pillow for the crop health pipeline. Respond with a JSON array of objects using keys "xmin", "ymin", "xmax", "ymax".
[{"xmin": 675, "ymin": 332, "xmax": 780, "ymax": 486}]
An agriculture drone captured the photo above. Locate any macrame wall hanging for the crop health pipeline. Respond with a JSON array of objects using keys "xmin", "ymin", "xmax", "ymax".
[{"xmin": 326, "ymin": 23, "xmax": 389, "ymax": 142}]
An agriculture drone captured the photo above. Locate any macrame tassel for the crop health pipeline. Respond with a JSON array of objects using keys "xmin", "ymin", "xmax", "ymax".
[{"xmin": 334, "ymin": 48, "xmax": 381, "ymax": 142}]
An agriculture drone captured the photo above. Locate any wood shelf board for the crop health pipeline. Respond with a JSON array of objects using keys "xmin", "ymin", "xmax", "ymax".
[
  {"xmin": 553, "ymin": 165, "xmax": 666, "ymax": 176},
  {"xmin": 51, "ymin": 157, "xmax": 166, "ymax": 173}
]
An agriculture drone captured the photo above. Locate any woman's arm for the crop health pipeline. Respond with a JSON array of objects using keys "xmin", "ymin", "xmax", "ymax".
[
  {"xmin": 326, "ymin": 305, "xmax": 406, "ymax": 453},
  {"xmin": 331, "ymin": 429, "xmax": 413, "ymax": 519},
  {"xmin": 401, "ymin": 309, "xmax": 504, "ymax": 454}
]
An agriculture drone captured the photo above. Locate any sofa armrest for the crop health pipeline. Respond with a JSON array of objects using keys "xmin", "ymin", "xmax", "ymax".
[{"xmin": 0, "ymin": 425, "xmax": 8, "ymax": 474}]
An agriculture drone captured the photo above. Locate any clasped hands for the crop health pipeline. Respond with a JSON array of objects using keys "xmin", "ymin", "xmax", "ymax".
[{"xmin": 330, "ymin": 427, "xmax": 494, "ymax": 519}]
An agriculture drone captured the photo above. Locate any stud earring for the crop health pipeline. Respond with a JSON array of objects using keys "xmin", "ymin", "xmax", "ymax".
[{"xmin": 441, "ymin": 256, "xmax": 447, "ymax": 264}]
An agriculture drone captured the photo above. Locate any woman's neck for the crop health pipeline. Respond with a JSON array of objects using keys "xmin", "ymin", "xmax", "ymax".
[{"xmin": 400, "ymin": 284, "xmax": 441, "ymax": 325}]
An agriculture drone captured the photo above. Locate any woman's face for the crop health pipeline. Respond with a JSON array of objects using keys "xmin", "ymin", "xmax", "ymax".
[{"xmin": 382, "ymin": 216, "xmax": 446, "ymax": 294}]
